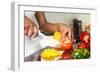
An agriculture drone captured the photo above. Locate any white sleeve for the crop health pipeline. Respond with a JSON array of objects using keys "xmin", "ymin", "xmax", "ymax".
[{"xmin": 24, "ymin": 11, "xmax": 39, "ymax": 28}]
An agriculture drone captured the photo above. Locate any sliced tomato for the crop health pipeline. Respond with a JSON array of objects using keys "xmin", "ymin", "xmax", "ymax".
[
  {"xmin": 61, "ymin": 42, "xmax": 73, "ymax": 50},
  {"xmin": 60, "ymin": 36, "xmax": 73, "ymax": 51}
]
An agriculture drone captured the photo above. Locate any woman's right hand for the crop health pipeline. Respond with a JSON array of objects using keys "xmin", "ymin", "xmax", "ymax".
[{"xmin": 24, "ymin": 16, "xmax": 38, "ymax": 38}]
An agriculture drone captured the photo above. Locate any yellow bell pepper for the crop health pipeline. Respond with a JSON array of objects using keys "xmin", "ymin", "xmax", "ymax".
[{"xmin": 53, "ymin": 32, "xmax": 61, "ymax": 41}]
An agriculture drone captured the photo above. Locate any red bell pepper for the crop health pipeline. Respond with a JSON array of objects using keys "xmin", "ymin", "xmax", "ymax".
[{"xmin": 79, "ymin": 31, "xmax": 90, "ymax": 48}]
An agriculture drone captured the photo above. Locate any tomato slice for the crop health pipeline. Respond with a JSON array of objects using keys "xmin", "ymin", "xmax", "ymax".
[
  {"xmin": 60, "ymin": 36, "xmax": 73, "ymax": 50},
  {"xmin": 61, "ymin": 42, "xmax": 73, "ymax": 50}
]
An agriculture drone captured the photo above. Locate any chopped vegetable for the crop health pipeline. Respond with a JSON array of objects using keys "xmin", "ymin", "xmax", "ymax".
[
  {"xmin": 60, "ymin": 37, "xmax": 73, "ymax": 51},
  {"xmin": 61, "ymin": 51, "xmax": 72, "ymax": 60},
  {"xmin": 61, "ymin": 42, "xmax": 73, "ymax": 50},
  {"xmin": 80, "ymin": 31, "xmax": 90, "ymax": 44},
  {"xmin": 72, "ymin": 48, "xmax": 90, "ymax": 59},
  {"xmin": 79, "ymin": 31, "xmax": 90, "ymax": 48},
  {"xmin": 77, "ymin": 43, "xmax": 87, "ymax": 48},
  {"xmin": 78, "ymin": 43, "xmax": 90, "ymax": 49},
  {"xmin": 40, "ymin": 48, "xmax": 62, "ymax": 61},
  {"xmin": 53, "ymin": 32, "xmax": 61, "ymax": 41}
]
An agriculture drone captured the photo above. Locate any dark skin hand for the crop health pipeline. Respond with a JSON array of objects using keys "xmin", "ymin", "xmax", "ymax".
[{"xmin": 24, "ymin": 11, "xmax": 73, "ymax": 41}]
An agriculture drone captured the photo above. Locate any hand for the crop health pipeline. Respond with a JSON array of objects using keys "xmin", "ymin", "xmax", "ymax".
[
  {"xmin": 58, "ymin": 23, "xmax": 73, "ymax": 41},
  {"xmin": 24, "ymin": 16, "xmax": 38, "ymax": 37}
]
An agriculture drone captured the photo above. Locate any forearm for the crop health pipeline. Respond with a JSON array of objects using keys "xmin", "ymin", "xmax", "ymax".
[
  {"xmin": 40, "ymin": 22, "xmax": 59, "ymax": 33},
  {"xmin": 35, "ymin": 12, "xmax": 59, "ymax": 33}
]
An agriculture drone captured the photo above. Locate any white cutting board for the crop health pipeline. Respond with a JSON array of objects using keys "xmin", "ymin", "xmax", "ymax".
[
  {"xmin": 25, "ymin": 32, "xmax": 60, "ymax": 57},
  {"xmin": 25, "ymin": 36, "xmax": 41, "ymax": 57}
]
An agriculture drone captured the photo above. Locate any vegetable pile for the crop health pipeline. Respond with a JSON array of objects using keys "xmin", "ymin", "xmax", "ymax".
[
  {"xmin": 40, "ymin": 48, "xmax": 62, "ymax": 61},
  {"xmin": 72, "ymin": 48, "xmax": 90, "ymax": 59},
  {"xmin": 71, "ymin": 31, "xmax": 90, "ymax": 59},
  {"xmin": 40, "ymin": 31, "xmax": 90, "ymax": 61}
]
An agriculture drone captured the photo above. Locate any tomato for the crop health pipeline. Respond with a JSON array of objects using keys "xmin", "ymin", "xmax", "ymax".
[
  {"xmin": 60, "ymin": 37, "xmax": 73, "ymax": 50},
  {"xmin": 61, "ymin": 42, "xmax": 73, "ymax": 50},
  {"xmin": 61, "ymin": 51, "xmax": 72, "ymax": 60}
]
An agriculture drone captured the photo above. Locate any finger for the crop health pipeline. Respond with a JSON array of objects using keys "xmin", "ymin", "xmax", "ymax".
[
  {"xmin": 28, "ymin": 26, "xmax": 34, "ymax": 37},
  {"xmin": 24, "ymin": 26, "xmax": 29, "ymax": 35},
  {"xmin": 31, "ymin": 26, "xmax": 38, "ymax": 38},
  {"xmin": 68, "ymin": 30, "xmax": 72, "ymax": 41},
  {"xmin": 60, "ymin": 36, "xmax": 65, "ymax": 42},
  {"xmin": 24, "ymin": 29, "xmax": 28, "ymax": 35},
  {"xmin": 61, "ymin": 31, "xmax": 68, "ymax": 42},
  {"xmin": 60, "ymin": 32, "xmax": 65, "ymax": 42},
  {"xmin": 61, "ymin": 31, "xmax": 67, "ymax": 39}
]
